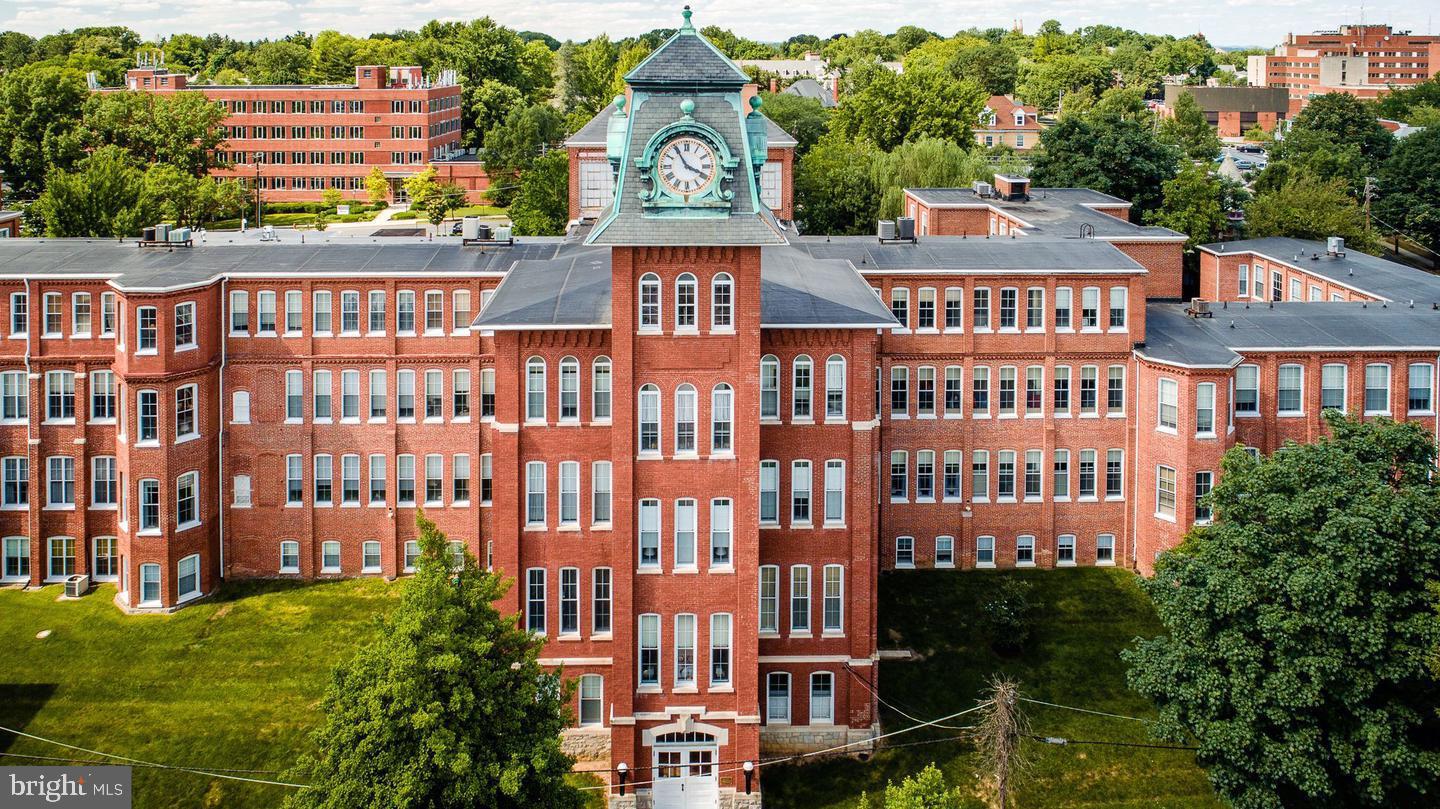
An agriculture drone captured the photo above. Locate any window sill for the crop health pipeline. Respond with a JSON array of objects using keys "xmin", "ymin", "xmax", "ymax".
[
  {"xmin": 1057, "ymin": 560, "xmax": 1077, "ymax": 567},
  {"xmin": 636, "ymin": 567, "xmax": 662, "ymax": 574},
  {"xmin": 1096, "ymin": 559, "xmax": 1116, "ymax": 567},
  {"xmin": 89, "ymin": 504, "xmax": 118, "ymax": 512},
  {"xmin": 708, "ymin": 684, "xmax": 734, "ymax": 693},
  {"xmin": 709, "ymin": 565, "xmax": 734, "ymax": 575},
  {"xmin": 43, "ymin": 505, "xmax": 76, "ymax": 511},
  {"xmin": 673, "ymin": 566, "xmax": 699, "ymax": 574},
  {"xmin": 707, "ymin": 453, "xmax": 735, "ymax": 461},
  {"xmin": 43, "ymin": 420, "xmax": 76, "ymax": 427},
  {"xmin": 523, "ymin": 524, "xmax": 548, "ymax": 532},
  {"xmin": 556, "ymin": 524, "xmax": 580, "ymax": 532},
  {"xmin": 175, "ymin": 433, "xmax": 200, "ymax": 446},
  {"xmin": 935, "ymin": 561, "xmax": 955, "ymax": 569},
  {"xmin": 591, "ymin": 632, "xmax": 613, "ymax": 641},
  {"xmin": 313, "ymin": 332, "xmax": 333, "ymax": 339},
  {"xmin": 636, "ymin": 685, "xmax": 662, "ymax": 694},
  {"xmin": 1154, "ymin": 512, "xmax": 1177, "ymax": 523},
  {"xmin": 175, "ymin": 344, "xmax": 198, "ymax": 353},
  {"xmin": 135, "ymin": 349, "xmax": 157, "ymax": 356},
  {"xmin": 177, "ymin": 520, "xmax": 201, "ymax": 533},
  {"xmin": 1016, "ymin": 561, "xmax": 1035, "ymax": 568},
  {"xmin": 320, "ymin": 567, "xmax": 341, "ymax": 574},
  {"xmin": 788, "ymin": 632, "xmax": 813, "ymax": 639},
  {"xmin": 673, "ymin": 685, "xmax": 699, "ymax": 693}
]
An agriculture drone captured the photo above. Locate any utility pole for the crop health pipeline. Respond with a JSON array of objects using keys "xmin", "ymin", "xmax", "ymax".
[{"xmin": 977, "ymin": 678, "xmax": 1028, "ymax": 808}]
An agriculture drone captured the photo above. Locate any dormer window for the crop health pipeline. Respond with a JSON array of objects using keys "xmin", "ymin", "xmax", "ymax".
[{"xmin": 1014, "ymin": 111, "xmax": 1026, "ymax": 127}]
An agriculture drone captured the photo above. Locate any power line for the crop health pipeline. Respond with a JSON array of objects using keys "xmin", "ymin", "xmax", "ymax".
[
  {"xmin": 1028, "ymin": 734, "xmax": 1198, "ymax": 752},
  {"xmin": 0, "ymin": 751, "xmax": 287, "ymax": 773},
  {"xmin": 1016, "ymin": 697, "xmax": 1150, "ymax": 723},
  {"xmin": 843, "ymin": 664, "xmax": 978, "ymax": 731},
  {"xmin": 0, "ymin": 725, "xmax": 308, "ymax": 789}
]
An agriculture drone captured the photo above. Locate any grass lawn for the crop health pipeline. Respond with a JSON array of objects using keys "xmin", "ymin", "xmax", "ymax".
[
  {"xmin": 762, "ymin": 568, "xmax": 1222, "ymax": 809},
  {"xmin": 390, "ymin": 205, "xmax": 507, "ymax": 221}
]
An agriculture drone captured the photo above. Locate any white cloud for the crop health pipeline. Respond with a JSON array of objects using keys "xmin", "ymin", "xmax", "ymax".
[{"xmin": 0, "ymin": 0, "xmax": 1432, "ymax": 48}]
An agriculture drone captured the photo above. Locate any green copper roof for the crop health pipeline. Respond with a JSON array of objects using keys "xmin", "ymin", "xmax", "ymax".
[{"xmin": 625, "ymin": 6, "xmax": 751, "ymax": 87}]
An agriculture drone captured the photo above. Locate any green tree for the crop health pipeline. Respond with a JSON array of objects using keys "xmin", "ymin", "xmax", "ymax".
[
  {"xmin": 832, "ymin": 65, "xmax": 985, "ymax": 151},
  {"xmin": 468, "ymin": 79, "xmax": 525, "ymax": 148},
  {"xmin": 1015, "ymin": 54, "xmax": 1113, "ymax": 113},
  {"xmin": 482, "ymin": 103, "xmax": 565, "ymax": 207},
  {"xmin": 1148, "ymin": 163, "xmax": 1228, "ymax": 248},
  {"xmin": 1125, "ymin": 414, "xmax": 1440, "ymax": 809},
  {"xmin": 509, "ymin": 150, "xmax": 569, "ymax": 236},
  {"xmin": 863, "ymin": 763, "xmax": 966, "ymax": 808},
  {"xmin": 141, "ymin": 164, "xmax": 248, "ymax": 229},
  {"xmin": 284, "ymin": 512, "xmax": 583, "ymax": 809},
  {"xmin": 0, "ymin": 63, "xmax": 89, "ymax": 197},
  {"xmin": 1159, "ymin": 92, "xmax": 1222, "ymax": 162},
  {"xmin": 366, "ymin": 166, "xmax": 389, "ymax": 206},
  {"xmin": 794, "ymin": 134, "xmax": 881, "ymax": 234},
  {"xmin": 321, "ymin": 187, "xmax": 343, "ymax": 210},
  {"xmin": 950, "ymin": 41, "xmax": 1019, "ymax": 96},
  {"xmin": 558, "ymin": 35, "xmax": 618, "ymax": 117},
  {"xmin": 307, "ymin": 30, "xmax": 359, "ymax": 84},
  {"xmin": 402, "ymin": 167, "xmax": 440, "ymax": 212},
  {"xmin": 1030, "ymin": 106, "xmax": 1180, "ymax": 215},
  {"xmin": 1290, "ymin": 93, "xmax": 1394, "ymax": 165},
  {"xmin": 424, "ymin": 182, "xmax": 467, "ymax": 228},
  {"xmin": 606, "ymin": 43, "xmax": 652, "ymax": 100},
  {"xmin": 250, "ymin": 40, "xmax": 310, "ymax": 84},
  {"xmin": 871, "ymin": 138, "xmax": 991, "ymax": 220},
  {"xmin": 1254, "ymin": 126, "xmax": 1372, "ymax": 198},
  {"xmin": 1372, "ymin": 127, "xmax": 1440, "ymax": 250},
  {"xmin": 756, "ymin": 92, "xmax": 829, "ymax": 155},
  {"xmin": 79, "ymin": 90, "xmax": 228, "ymax": 176},
  {"xmin": 1374, "ymin": 77, "xmax": 1440, "ymax": 124},
  {"xmin": 34, "ymin": 145, "xmax": 152, "ymax": 237},
  {"xmin": 1246, "ymin": 174, "xmax": 1377, "ymax": 252}
]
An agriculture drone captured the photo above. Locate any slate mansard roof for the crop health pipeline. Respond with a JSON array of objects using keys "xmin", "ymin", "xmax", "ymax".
[
  {"xmin": 472, "ymin": 242, "xmax": 897, "ymax": 330},
  {"xmin": 565, "ymin": 103, "xmax": 798, "ymax": 149},
  {"xmin": 1140, "ymin": 301, "xmax": 1440, "ymax": 368},
  {"xmin": 0, "ymin": 239, "xmax": 558, "ymax": 292},
  {"xmin": 1198, "ymin": 237, "xmax": 1440, "ymax": 304}
]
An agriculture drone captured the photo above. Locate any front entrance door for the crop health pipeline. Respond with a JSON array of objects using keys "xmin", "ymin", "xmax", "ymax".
[{"xmin": 651, "ymin": 746, "xmax": 718, "ymax": 809}]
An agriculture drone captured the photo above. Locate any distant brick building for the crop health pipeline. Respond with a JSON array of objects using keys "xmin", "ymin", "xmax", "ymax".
[
  {"xmin": 1248, "ymin": 24, "xmax": 1440, "ymax": 114},
  {"xmin": 6, "ymin": 14, "xmax": 1440, "ymax": 809},
  {"xmin": 106, "ymin": 62, "xmax": 487, "ymax": 203},
  {"xmin": 1159, "ymin": 85, "xmax": 1291, "ymax": 137}
]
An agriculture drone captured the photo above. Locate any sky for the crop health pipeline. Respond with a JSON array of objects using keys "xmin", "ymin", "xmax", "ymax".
[{"xmin": 0, "ymin": 0, "xmax": 1435, "ymax": 49}]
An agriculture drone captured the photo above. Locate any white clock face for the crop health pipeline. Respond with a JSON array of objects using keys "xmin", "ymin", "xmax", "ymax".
[{"xmin": 658, "ymin": 136, "xmax": 718, "ymax": 196}]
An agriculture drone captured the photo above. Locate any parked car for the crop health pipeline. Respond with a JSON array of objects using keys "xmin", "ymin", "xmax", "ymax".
[{"xmin": 1237, "ymin": 144, "xmax": 1264, "ymax": 154}]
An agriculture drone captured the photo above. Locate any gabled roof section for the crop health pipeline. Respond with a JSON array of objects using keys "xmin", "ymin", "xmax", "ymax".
[{"xmin": 625, "ymin": 7, "xmax": 751, "ymax": 88}]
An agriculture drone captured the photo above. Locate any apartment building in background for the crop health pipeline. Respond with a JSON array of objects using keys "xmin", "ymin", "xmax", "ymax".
[
  {"xmin": 1158, "ymin": 85, "xmax": 1291, "ymax": 137},
  {"xmin": 6, "ymin": 15, "xmax": 1440, "ymax": 809},
  {"xmin": 106, "ymin": 61, "xmax": 487, "ymax": 202},
  {"xmin": 1247, "ymin": 24, "xmax": 1440, "ymax": 114}
]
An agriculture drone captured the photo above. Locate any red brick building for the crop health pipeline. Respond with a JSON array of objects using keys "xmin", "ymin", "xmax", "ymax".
[
  {"xmin": 108, "ymin": 62, "xmax": 487, "ymax": 202},
  {"xmin": 1248, "ymin": 24, "xmax": 1440, "ymax": 114},
  {"xmin": 6, "ymin": 16, "xmax": 1440, "ymax": 809}
]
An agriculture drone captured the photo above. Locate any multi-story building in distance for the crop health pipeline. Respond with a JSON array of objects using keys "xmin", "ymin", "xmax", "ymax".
[
  {"xmin": 106, "ymin": 62, "xmax": 485, "ymax": 202},
  {"xmin": 5, "ymin": 13, "xmax": 1440, "ymax": 809},
  {"xmin": 1247, "ymin": 24, "xmax": 1440, "ymax": 114}
]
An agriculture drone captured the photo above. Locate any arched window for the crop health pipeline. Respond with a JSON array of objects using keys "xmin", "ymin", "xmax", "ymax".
[
  {"xmin": 792, "ymin": 355, "xmax": 813, "ymax": 420},
  {"xmin": 711, "ymin": 384, "xmax": 733, "ymax": 454},
  {"xmin": 711, "ymin": 273, "xmax": 733, "ymax": 330},
  {"xmin": 638, "ymin": 384, "xmax": 660, "ymax": 454},
  {"xmin": 525, "ymin": 357, "xmax": 546, "ymax": 421},
  {"xmin": 825, "ymin": 355, "xmax": 846, "ymax": 419},
  {"xmin": 675, "ymin": 384, "xmax": 697, "ymax": 454},
  {"xmin": 638, "ymin": 273, "xmax": 661, "ymax": 330},
  {"xmin": 592, "ymin": 357, "xmax": 612, "ymax": 421},
  {"xmin": 559, "ymin": 356, "xmax": 579, "ymax": 422},
  {"xmin": 676, "ymin": 273, "xmax": 697, "ymax": 330},
  {"xmin": 760, "ymin": 355, "xmax": 779, "ymax": 419}
]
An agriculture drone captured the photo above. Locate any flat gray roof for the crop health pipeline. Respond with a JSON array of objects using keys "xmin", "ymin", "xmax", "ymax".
[
  {"xmin": 1198, "ymin": 237, "xmax": 1440, "ymax": 304},
  {"xmin": 1140, "ymin": 301, "xmax": 1440, "ymax": 367},
  {"xmin": 905, "ymin": 187, "xmax": 1184, "ymax": 240}
]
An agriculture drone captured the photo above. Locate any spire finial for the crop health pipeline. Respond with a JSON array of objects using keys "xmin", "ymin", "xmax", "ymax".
[{"xmin": 681, "ymin": 5, "xmax": 694, "ymax": 32}]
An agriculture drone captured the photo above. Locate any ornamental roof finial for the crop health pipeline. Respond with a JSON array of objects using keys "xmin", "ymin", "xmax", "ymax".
[{"xmin": 681, "ymin": 5, "xmax": 695, "ymax": 33}]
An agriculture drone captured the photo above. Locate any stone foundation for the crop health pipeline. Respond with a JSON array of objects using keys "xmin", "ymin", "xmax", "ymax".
[
  {"xmin": 609, "ymin": 788, "xmax": 761, "ymax": 809},
  {"xmin": 562, "ymin": 726, "xmax": 612, "ymax": 762},
  {"xmin": 759, "ymin": 724, "xmax": 879, "ymax": 757}
]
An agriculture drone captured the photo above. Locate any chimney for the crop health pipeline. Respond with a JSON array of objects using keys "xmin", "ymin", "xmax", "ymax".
[{"xmin": 769, "ymin": 77, "xmax": 778, "ymax": 93}]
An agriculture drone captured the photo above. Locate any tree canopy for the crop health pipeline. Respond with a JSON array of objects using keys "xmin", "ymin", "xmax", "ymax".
[
  {"xmin": 1030, "ymin": 97, "xmax": 1181, "ymax": 215},
  {"xmin": 1245, "ymin": 174, "xmax": 1377, "ymax": 252},
  {"xmin": 1125, "ymin": 414, "xmax": 1440, "ymax": 808},
  {"xmin": 1372, "ymin": 127, "xmax": 1440, "ymax": 251},
  {"xmin": 285, "ymin": 512, "xmax": 583, "ymax": 809}
]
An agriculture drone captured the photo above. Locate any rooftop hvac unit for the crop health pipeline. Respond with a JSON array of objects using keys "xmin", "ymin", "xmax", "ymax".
[
  {"xmin": 1187, "ymin": 298, "xmax": 1213, "ymax": 318},
  {"xmin": 169, "ymin": 227, "xmax": 191, "ymax": 243},
  {"xmin": 1327, "ymin": 236, "xmax": 1346, "ymax": 256},
  {"xmin": 896, "ymin": 217, "xmax": 916, "ymax": 240},
  {"xmin": 65, "ymin": 574, "xmax": 90, "ymax": 598},
  {"xmin": 476, "ymin": 223, "xmax": 493, "ymax": 241},
  {"xmin": 972, "ymin": 181, "xmax": 993, "ymax": 198},
  {"xmin": 492, "ymin": 225, "xmax": 513, "ymax": 242},
  {"xmin": 461, "ymin": 217, "xmax": 480, "ymax": 240},
  {"xmin": 142, "ymin": 226, "xmax": 157, "ymax": 242},
  {"xmin": 877, "ymin": 220, "xmax": 897, "ymax": 240},
  {"xmin": 153, "ymin": 223, "xmax": 171, "ymax": 242}
]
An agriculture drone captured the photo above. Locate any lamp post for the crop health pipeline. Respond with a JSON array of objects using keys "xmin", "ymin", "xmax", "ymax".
[
  {"xmin": 743, "ymin": 760, "xmax": 754, "ymax": 794},
  {"xmin": 616, "ymin": 762, "xmax": 628, "ymax": 796},
  {"xmin": 252, "ymin": 152, "xmax": 263, "ymax": 229}
]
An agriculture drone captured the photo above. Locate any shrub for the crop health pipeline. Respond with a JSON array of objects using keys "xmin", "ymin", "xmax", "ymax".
[{"xmin": 981, "ymin": 577, "xmax": 1035, "ymax": 655}]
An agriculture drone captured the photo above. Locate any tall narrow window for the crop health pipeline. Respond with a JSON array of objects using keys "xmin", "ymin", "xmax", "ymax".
[
  {"xmin": 1053, "ymin": 449, "xmax": 1070, "ymax": 500},
  {"xmin": 710, "ymin": 498, "xmax": 732, "ymax": 566},
  {"xmin": 1106, "ymin": 366, "xmax": 1125, "ymax": 412},
  {"xmin": 1157, "ymin": 378, "xmax": 1178, "ymax": 430},
  {"xmin": 136, "ymin": 306, "xmax": 157, "ymax": 350},
  {"xmin": 1156, "ymin": 465, "xmax": 1177, "ymax": 517},
  {"xmin": 1054, "ymin": 287, "xmax": 1073, "ymax": 330},
  {"xmin": 138, "ymin": 389, "xmax": 159, "ymax": 441},
  {"xmin": 1194, "ymin": 471, "xmax": 1214, "ymax": 523},
  {"xmin": 559, "ymin": 568, "xmax": 579, "ymax": 636},
  {"xmin": 525, "ymin": 358, "xmax": 545, "ymax": 421},
  {"xmin": 1321, "ymin": 364, "xmax": 1347, "ymax": 411},
  {"xmin": 396, "ymin": 290, "xmax": 415, "ymax": 333},
  {"xmin": 591, "ymin": 461, "xmax": 611, "ymax": 523},
  {"xmin": 638, "ymin": 499, "xmax": 660, "ymax": 567},
  {"xmin": 674, "ymin": 498, "xmax": 697, "ymax": 569},
  {"xmin": 90, "ymin": 371, "xmax": 115, "ymax": 421},
  {"xmin": 341, "ymin": 370, "xmax": 360, "ymax": 420},
  {"xmin": 526, "ymin": 569, "xmax": 546, "ymax": 635},
  {"xmin": 998, "ymin": 287, "xmax": 1018, "ymax": 329},
  {"xmin": 711, "ymin": 273, "xmax": 733, "ymax": 329},
  {"xmin": 480, "ymin": 368, "xmax": 495, "ymax": 418},
  {"xmin": 1106, "ymin": 449, "xmax": 1124, "ymax": 498},
  {"xmin": 1277, "ymin": 364, "xmax": 1303, "ymax": 415},
  {"xmin": 639, "ymin": 614, "xmax": 660, "ymax": 685},
  {"xmin": 793, "ymin": 356, "xmax": 813, "ymax": 419},
  {"xmin": 368, "ymin": 290, "xmax": 386, "ymax": 333},
  {"xmin": 525, "ymin": 461, "xmax": 546, "ymax": 525},
  {"xmin": 711, "ymin": 384, "xmax": 733, "ymax": 453},
  {"xmin": 1078, "ymin": 449, "xmax": 1096, "ymax": 498},
  {"xmin": 916, "ymin": 367, "xmax": 936, "ymax": 416},
  {"xmin": 340, "ymin": 291, "xmax": 360, "ymax": 333},
  {"xmin": 9, "ymin": 292, "xmax": 26, "ymax": 337},
  {"xmin": 592, "ymin": 358, "xmax": 611, "ymax": 420},
  {"xmin": 823, "ymin": 461, "xmax": 845, "ymax": 524},
  {"xmin": 285, "ymin": 290, "xmax": 303, "ymax": 334},
  {"xmin": 559, "ymin": 461, "xmax": 579, "ymax": 525},
  {"xmin": 452, "ymin": 369, "xmax": 470, "ymax": 419},
  {"xmin": 1408, "ymin": 363, "xmax": 1433, "ymax": 413},
  {"xmin": 424, "ymin": 454, "xmax": 443, "ymax": 505},
  {"xmin": 313, "ymin": 455, "xmax": 333, "ymax": 506},
  {"xmin": 889, "ymin": 288, "xmax": 909, "ymax": 328},
  {"xmin": 368, "ymin": 369, "xmax": 387, "ymax": 419},
  {"xmin": 230, "ymin": 290, "xmax": 249, "ymax": 333},
  {"xmin": 424, "ymin": 369, "xmax": 443, "ymax": 420},
  {"xmin": 286, "ymin": 455, "xmax": 303, "ymax": 505},
  {"xmin": 675, "ymin": 384, "xmax": 697, "ymax": 454},
  {"xmin": 638, "ymin": 384, "xmax": 660, "ymax": 453},
  {"xmin": 674, "ymin": 613, "xmax": 696, "ymax": 685},
  {"xmin": 559, "ymin": 357, "xmax": 579, "ymax": 421},
  {"xmin": 174, "ymin": 385, "xmax": 197, "ymax": 439},
  {"xmin": 368, "ymin": 455, "xmax": 386, "ymax": 504},
  {"xmin": 675, "ymin": 273, "xmax": 697, "ymax": 330},
  {"xmin": 790, "ymin": 565, "xmax": 811, "ymax": 633},
  {"xmin": 1080, "ymin": 287, "xmax": 1100, "ymax": 329},
  {"xmin": 825, "ymin": 355, "xmax": 846, "ymax": 419},
  {"xmin": 1026, "ymin": 287, "xmax": 1044, "ymax": 329},
  {"xmin": 592, "ymin": 569, "xmax": 612, "ymax": 634},
  {"xmin": 890, "ymin": 366, "xmax": 909, "ymax": 416},
  {"xmin": 767, "ymin": 672, "xmax": 791, "ymax": 723},
  {"xmin": 398, "ymin": 454, "xmax": 415, "ymax": 505},
  {"xmin": 312, "ymin": 291, "xmax": 332, "ymax": 334},
  {"xmin": 972, "ymin": 366, "xmax": 990, "ymax": 414},
  {"xmin": 1365, "ymin": 363, "xmax": 1391, "ymax": 414},
  {"xmin": 822, "ymin": 565, "xmax": 843, "ymax": 632},
  {"xmin": 791, "ymin": 460, "xmax": 811, "ymax": 524},
  {"xmin": 944, "ymin": 287, "xmax": 964, "ymax": 329},
  {"xmin": 638, "ymin": 274, "xmax": 661, "ymax": 330},
  {"xmin": 971, "ymin": 451, "xmax": 989, "ymax": 501},
  {"xmin": 45, "ymin": 371, "xmax": 74, "ymax": 422},
  {"xmin": 759, "ymin": 461, "xmax": 779, "ymax": 524},
  {"xmin": 424, "ymin": 290, "xmax": 444, "ymax": 333},
  {"xmin": 759, "ymin": 566, "xmax": 780, "ymax": 632},
  {"xmin": 313, "ymin": 369, "xmax": 332, "ymax": 421},
  {"xmin": 1196, "ymin": 383, "xmax": 1216, "ymax": 435},
  {"xmin": 760, "ymin": 355, "xmax": 779, "ymax": 419},
  {"xmin": 710, "ymin": 613, "xmax": 732, "ymax": 685},
  {"xmin": 1108, "ymin": 287, "xmax": 1128, "ymax": 329},
  {"xmin": 1236, "ymin": 365, "xmax": 1259, "ymax": 414}
]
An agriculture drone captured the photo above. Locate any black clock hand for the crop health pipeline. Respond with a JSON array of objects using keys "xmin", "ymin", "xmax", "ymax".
[{"xmin": 678, "ymin": 153, "xmax": 701, "ymax": 174}]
